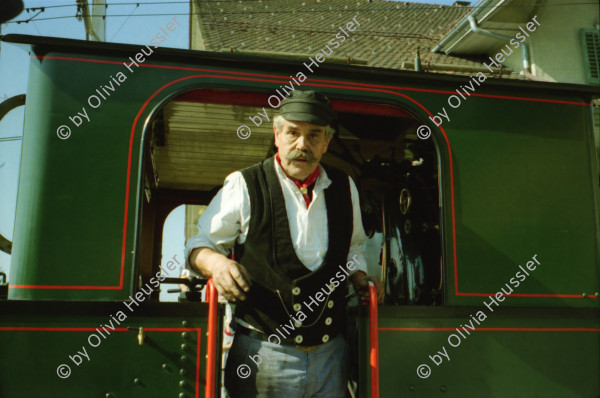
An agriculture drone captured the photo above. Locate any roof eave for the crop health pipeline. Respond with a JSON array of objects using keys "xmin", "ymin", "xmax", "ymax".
[{"xmin": 432, "ymin": 0, "xmax": 510, "ymax": 55}]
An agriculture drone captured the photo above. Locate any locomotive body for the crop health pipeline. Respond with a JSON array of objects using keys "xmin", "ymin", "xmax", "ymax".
[{"xmin": 0, "ymin": 34, "xmax": 598, "ymax": 397}]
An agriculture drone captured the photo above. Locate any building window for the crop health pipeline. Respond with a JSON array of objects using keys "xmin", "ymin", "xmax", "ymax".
[{"xmin": 581, "ymin": 29, "xmax": 600, "ymax": 84}]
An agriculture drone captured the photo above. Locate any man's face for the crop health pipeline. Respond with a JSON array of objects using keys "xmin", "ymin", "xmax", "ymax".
[{"xmin": 274, "ymin": 119, "xmax": 332, "ymax": 182}]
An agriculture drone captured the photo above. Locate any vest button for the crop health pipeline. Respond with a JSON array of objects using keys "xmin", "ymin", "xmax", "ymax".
[
  {"xmin": 292, "ymin": 287, "xmax": 301, "ymax": 296},
  {"xmin": 294, "ymin": 335, "xmax": 303, "ymax": 344},
  {"xmin": 329, "ymin": 283, "xmax": 336, "ymax": 291},
  {"xmin": 325, "ymin": 317, "xmax": 332, "ymax": 325},
  {"xmin": 294, "ymin": 319, "xmax": 303, "ymax": 327},
  {"xmin": 322, "ymin": 334, "xmax": 329, "ymax": 343},
  {"xmin": 293, "ymin": 303, "xmax": 302, "ymax": 311},
  {"xmin": 327, "ymin": 300, "xmax": 334, "ymax": 308}
]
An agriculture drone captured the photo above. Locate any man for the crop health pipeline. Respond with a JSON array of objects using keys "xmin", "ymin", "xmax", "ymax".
[{"xmin": 185, "ymin": 90, "xmax": 383, "ymax": 398}]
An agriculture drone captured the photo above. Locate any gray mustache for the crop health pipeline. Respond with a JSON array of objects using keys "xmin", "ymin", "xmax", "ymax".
[{"xmin": 285, "ymin": 149, "xmax": 315, "ymax": 162}]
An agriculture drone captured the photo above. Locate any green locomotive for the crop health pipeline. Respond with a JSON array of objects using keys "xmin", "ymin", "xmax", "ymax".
[{"xmin": 0, "ymin": 33, "xmax": 598, "ymax": 397}]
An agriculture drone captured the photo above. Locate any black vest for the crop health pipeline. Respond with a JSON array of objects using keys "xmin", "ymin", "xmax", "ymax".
[{"xmin": 234, "ymin": 156, "xmax": 354, "ymax": 347}]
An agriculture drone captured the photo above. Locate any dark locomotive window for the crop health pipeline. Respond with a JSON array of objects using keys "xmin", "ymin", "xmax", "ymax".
[
  {"xmin": 140, "ymin": 89, "xmax": 443, "ymax": 305},
  {"xmin": 327, "ymin": 106, "xmax": 442, "ymax": 306}
]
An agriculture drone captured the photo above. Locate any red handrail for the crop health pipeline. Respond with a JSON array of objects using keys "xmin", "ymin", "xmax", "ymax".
[
  {"xmin": 205, "ymin": 279, "xmax": 218, "ymax": 398},
  {"xmin": 369, "ymin": 281, "xmax": 379, "ymax": 398}
]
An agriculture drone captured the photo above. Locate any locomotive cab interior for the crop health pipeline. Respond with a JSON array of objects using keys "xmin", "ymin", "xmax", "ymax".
[{"xmin": 138, "ymin": 88, "xmax": 443, "ymax": 306}]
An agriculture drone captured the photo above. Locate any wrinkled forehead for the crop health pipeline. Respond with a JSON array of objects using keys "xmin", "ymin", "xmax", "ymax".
[{"xmin": 283, "ymin": 119, "xmax": 326, "ymax": 133}]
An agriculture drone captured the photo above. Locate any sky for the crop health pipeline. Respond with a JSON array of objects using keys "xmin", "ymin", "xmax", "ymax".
[{"xmin": 0, "ymin": 0, "xmax": 462, "ymax": 295}]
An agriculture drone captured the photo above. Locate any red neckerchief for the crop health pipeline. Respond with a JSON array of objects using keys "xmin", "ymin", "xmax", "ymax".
[{"xmin": 276, "ymin": 154, "xmax": 320, "ymax": 208}]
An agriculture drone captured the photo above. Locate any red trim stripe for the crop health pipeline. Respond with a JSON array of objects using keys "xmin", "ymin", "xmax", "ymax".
[
  {"xmin": 10, "ymin": 285, "xmax": 122, "ymax": 290},
  {"xmin": 379, "ymin": 327, "xmax": 600, "ymax": 332},
  {"xmin": 30, "ymin": 56, "xmax": 591, "ymax": 106},
  {"xmin": 456, "ymin": 292, "xmax": 597, "ymax": 298}
]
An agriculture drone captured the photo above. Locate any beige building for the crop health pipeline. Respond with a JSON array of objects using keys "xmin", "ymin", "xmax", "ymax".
[{"xmin": 433, "ymin": 0, "xmax": 599, "ymax": 85}]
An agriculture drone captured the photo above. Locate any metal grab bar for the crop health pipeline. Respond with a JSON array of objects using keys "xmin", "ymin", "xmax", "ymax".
[
  {"xmin": 369, "ymin": 281, "xmax": 379, "ymax": 398},
  {"xmin": 205, "ymin": 279, "xmax": 218, "ymax": 398}
]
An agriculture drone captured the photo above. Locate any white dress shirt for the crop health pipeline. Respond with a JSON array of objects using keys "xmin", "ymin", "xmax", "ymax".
[{"xmin": 184, "ymin": 157, "xmax": 368, "ymax": 275}]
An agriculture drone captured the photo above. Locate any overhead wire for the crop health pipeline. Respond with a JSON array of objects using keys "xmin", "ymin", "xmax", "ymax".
[
  {"xmin": 19, "ymin": 1, "xmax": 599, "ymax": 10},
  {"xmin": 109, "ymin": 3, "xmax": 140, "ymax": 41},
  {"xmin": 4, "ymin": 0, "xmax": 597, "ymax": 43}
]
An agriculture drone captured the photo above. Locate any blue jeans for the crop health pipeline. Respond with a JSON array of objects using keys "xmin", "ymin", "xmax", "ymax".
[{"xmin": 224, "ymin": 332, "xmax": 350, "ymax": 398}]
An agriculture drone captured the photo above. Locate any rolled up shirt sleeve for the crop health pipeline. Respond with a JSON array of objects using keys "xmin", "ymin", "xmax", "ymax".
[
  {"xmin": 184, "ymin": 171, "xmax": 250, "ymax": 269},
  {"xmin": 347, "ymin": 176, "xmax": 368, "ymax": 275}
]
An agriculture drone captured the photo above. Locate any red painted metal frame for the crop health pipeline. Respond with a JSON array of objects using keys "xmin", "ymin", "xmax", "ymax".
[
  {"xmin": 205, "ymin": 279, "xmax": 218, "ymax": 398},
  {"xmin": 369, "ymin": 281, "xmax": 379, "ymax": 398}
]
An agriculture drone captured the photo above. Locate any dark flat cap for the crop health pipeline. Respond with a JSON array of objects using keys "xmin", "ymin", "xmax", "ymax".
[{"xmin": 278, "ymin": 90, "xmax": 336, "ymax": 126}]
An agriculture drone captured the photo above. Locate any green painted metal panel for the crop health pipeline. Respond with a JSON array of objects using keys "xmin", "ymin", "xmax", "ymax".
[
  {"xmin": 438, "ymin": 97, "xmax": 599, "ymax": 307},
  {"xmin": 358, "ymin": 306, "xmax": 600, "ymax": 397},
  {"xmin": 0, "ymin": 300, "xmax": 221, "ymax": 398}
]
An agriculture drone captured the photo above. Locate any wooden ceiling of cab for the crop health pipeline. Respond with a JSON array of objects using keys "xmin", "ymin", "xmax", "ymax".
[
  {"xmin": 153, "ymin": 98, "xmax": 421, "ymax": 191},
  {"xmin": 153, "ymin": 100, "xmax": 275, "ymax": 191}
]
